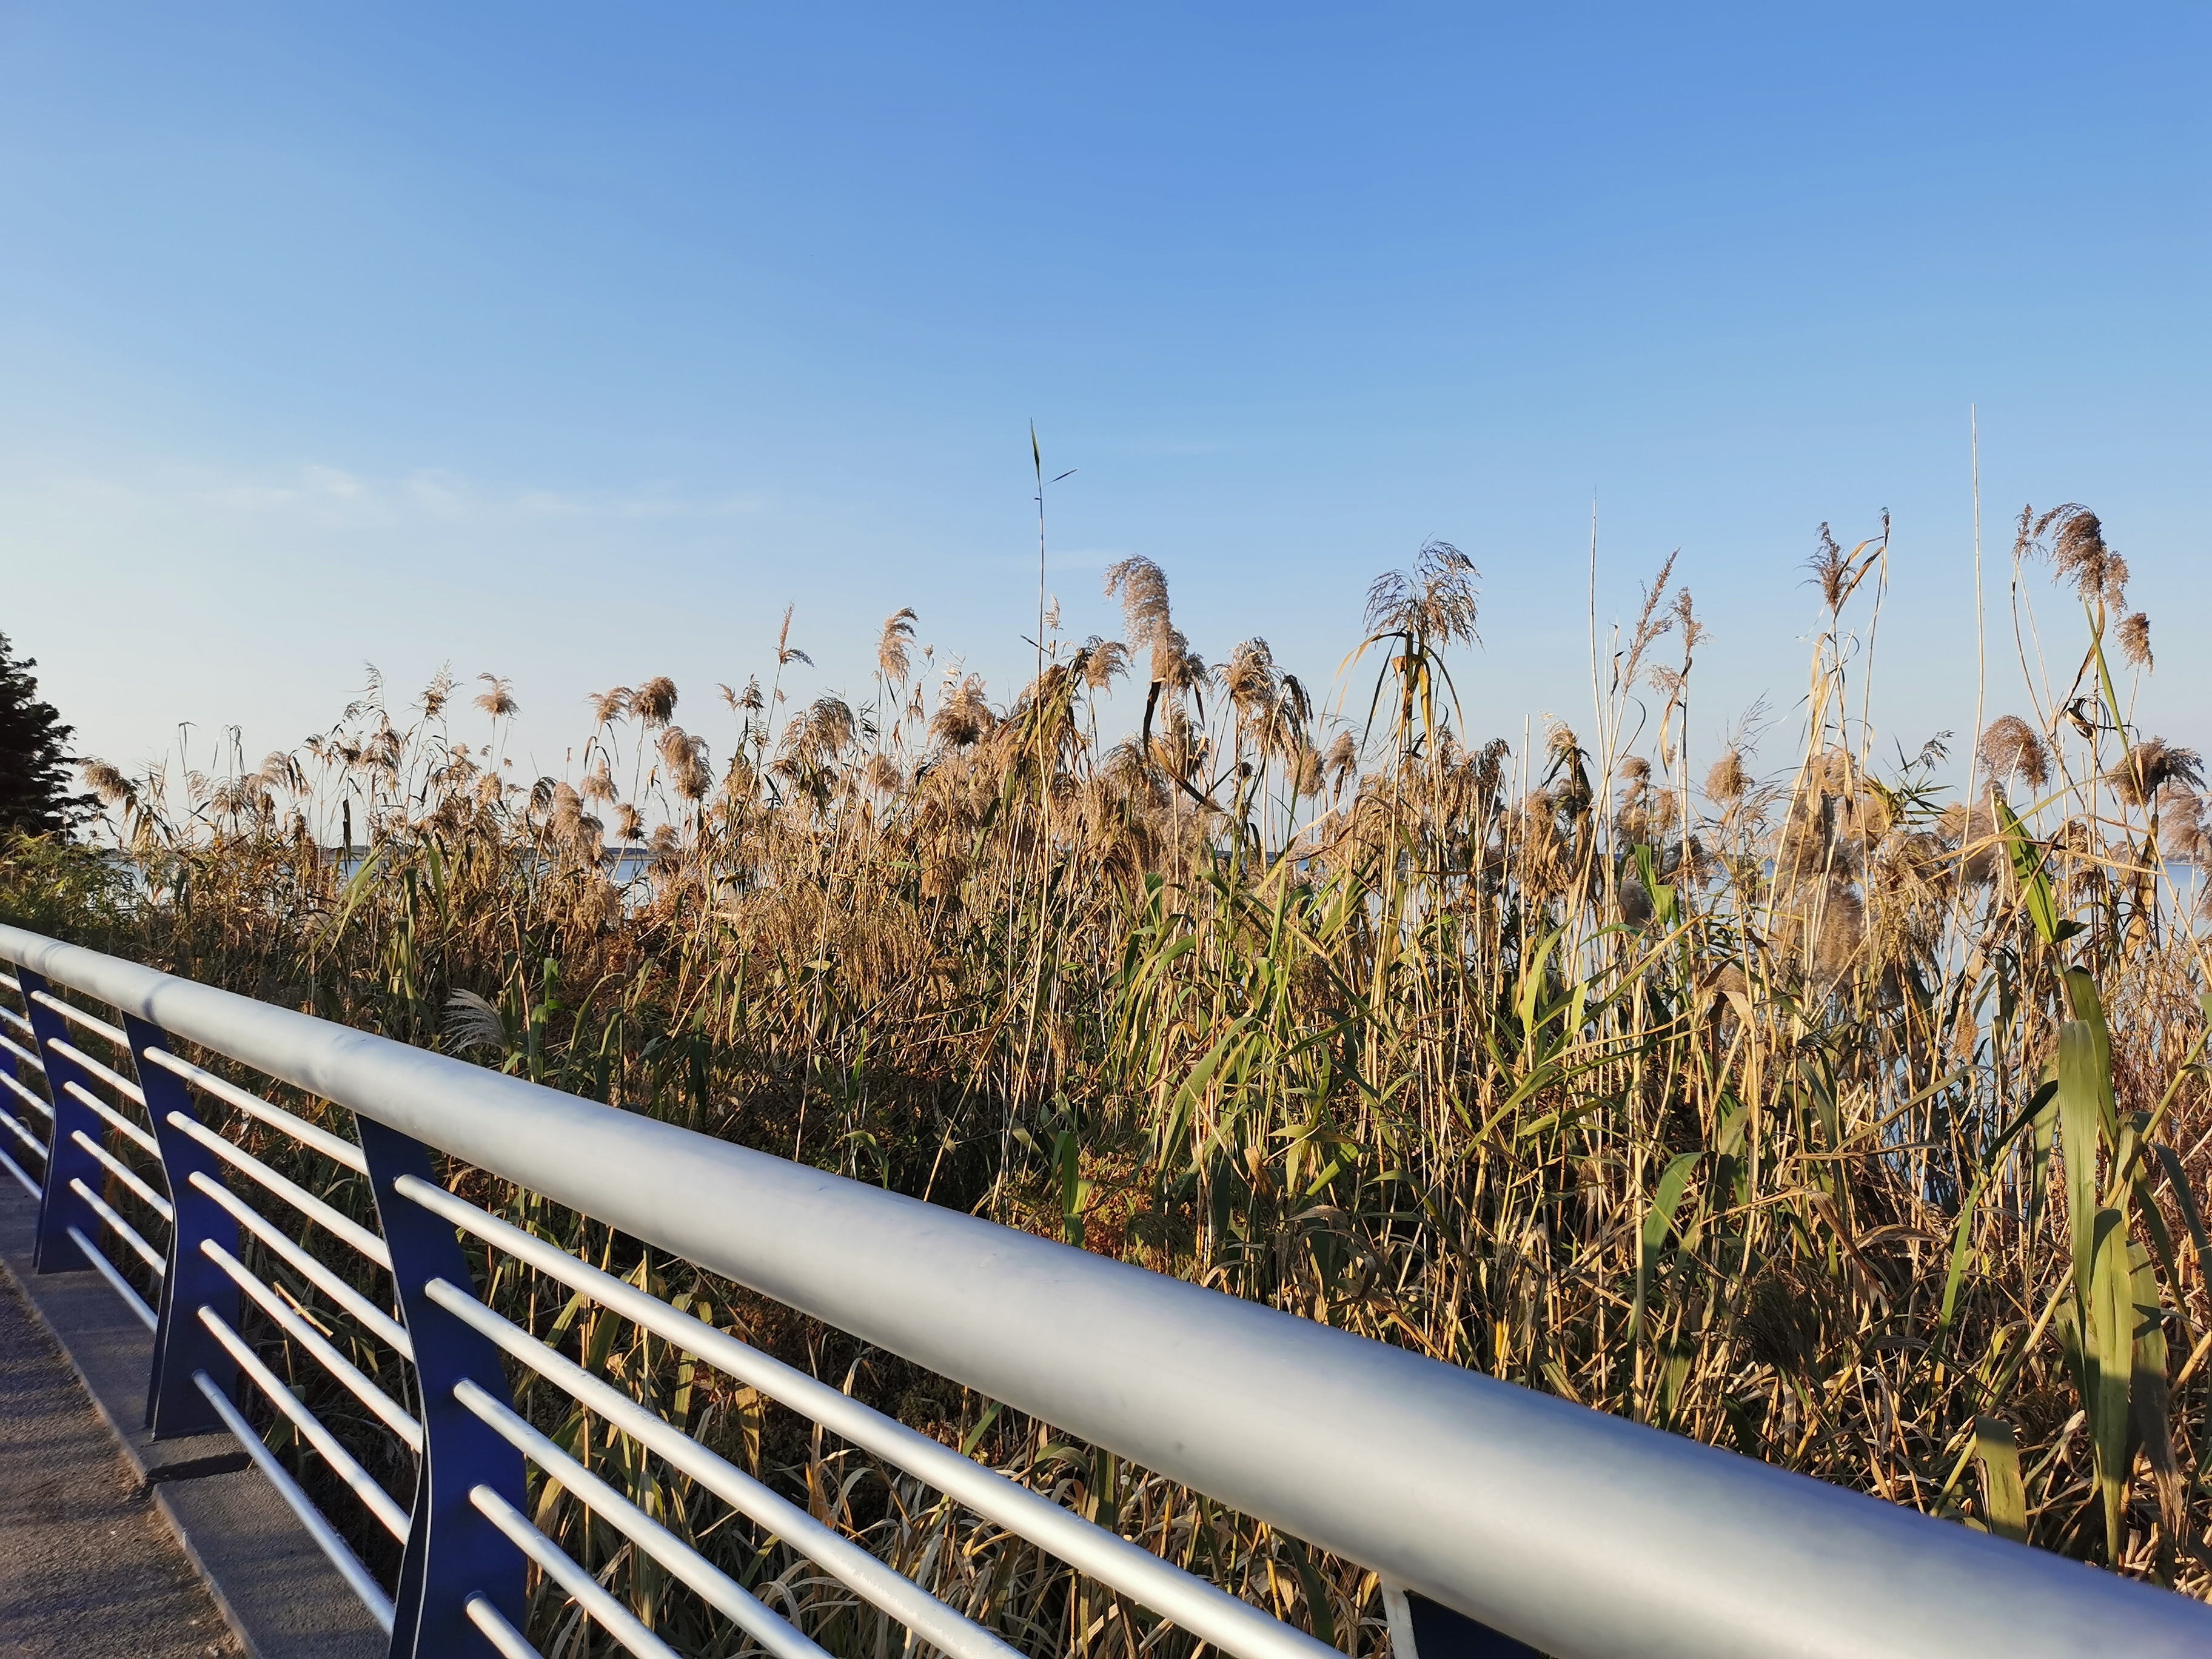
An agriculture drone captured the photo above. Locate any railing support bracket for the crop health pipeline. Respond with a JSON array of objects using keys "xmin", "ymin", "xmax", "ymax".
[{"xmin": 358, "ymin": 1116, "xmax": 526, "ymax": 1659}]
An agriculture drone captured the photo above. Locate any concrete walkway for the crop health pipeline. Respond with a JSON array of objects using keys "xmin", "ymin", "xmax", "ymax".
[
  {"xmin": 0, "ymin": 1178, "xmax": 386, "ymax": 1659},
  {"xmin": 0, "ymin": 1265, "xmax": 240, "ymax": 1657}
]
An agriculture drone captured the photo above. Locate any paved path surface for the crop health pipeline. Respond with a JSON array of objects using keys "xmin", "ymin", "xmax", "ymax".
[{"xmin": 0, "ymin": 1267, "xmax": 241, "ymax": 1658}]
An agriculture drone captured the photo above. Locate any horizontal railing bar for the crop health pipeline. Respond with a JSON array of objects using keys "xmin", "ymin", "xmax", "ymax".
[
  {"xmin": 66, "ymin": 1224, "xmax": 158, "ymax": 1330},
  {"xmin": 10, "ymin": 922, "xmax": 2210, "ymax": 1659},
  {"xmin": 0, "ymin": 1004, "xmax": 37, "ymax": 1041},
  {"xmin": 1, "ymin": 1144, "xmax": 38, "ymax": 1201},
  {"xmin": 49, "ymin": 1038, "xmax": 148, "ymax": 1109},
  {"xmin": 465, "ymin": 1594, "xmax": 542, "ymax": 1659},
  {"xmin": 0, "ymin": 1101, "xmax": 45, "ymax": 1158},
  {"xmin": 197, "ymin": 1307, "xmax": 411, "ymax": 1541},
  {"xmin": 187, "ymin": 1172, "xmax": 414, "ymax": 1358},
  {"xmin": 139, "ymin": 1047, "xmax": 368, "ymax": 1174},
  {"xmin": 0, "ymin": 1028, "xmax": 44, "ymax": 1072},
  {"xmin": 454, "ymin": 1378, "xmax": 830, "ymax": 1659},
  {"xmin": 203, "ymin": 1240, "xmax": 423, "ymax": 1452},
  {"xmin": 429, "ymin": 1276, "xmax": 1022, "ymax": 1658},
  {"xmin": 469, "ymin": 1484, "xmax": 679, "ymax": 1659},
  {"xmin": 427, "ymin": 1279, "xmax": 1013, "ymax": 1659},
  {"xmin": 69, "ymin": 1130, "xmax": 173, "ymax": 1222},
  {"xmin": 164, "ymin": 1110, "xmax": 390, "ymax": 1269},
  {"xmin": 63, "ymin": 1080, "xmax": 161, "ymax": 1159},
  {"xmin": 192, "ymin": 1369, "xmax": 396, "ymax": 1633},
  {"xmin": 71, "ymin": 1179, "xmax": 166, "ymax": 1275},
  {"xmin": 30, "ymin": 990, "xmax": 130, "ymax": 1050},
  {"xmin": 1, "ymin": 1064, "xmax": 51, "ymax": 1120},
  {"xmin": 406, "ymin": 1181, "xmax": 1325, "ymax": 1659}
]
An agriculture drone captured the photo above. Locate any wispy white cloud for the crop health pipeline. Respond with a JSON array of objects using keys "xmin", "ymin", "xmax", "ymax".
[{"xmin": 0, "ymin": 457, "xmax": 770, "ymax": 530}]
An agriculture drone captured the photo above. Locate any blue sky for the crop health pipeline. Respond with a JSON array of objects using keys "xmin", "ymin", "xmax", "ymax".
[{"xmin": 3, "ymin": 4, "xmax": 2205, "ymax": 792}]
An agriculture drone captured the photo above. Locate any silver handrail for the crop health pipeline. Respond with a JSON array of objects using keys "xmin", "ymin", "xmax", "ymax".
[{"xmin": 2, "ymin": 920, "xmax": 2206, "ymax": 1659}]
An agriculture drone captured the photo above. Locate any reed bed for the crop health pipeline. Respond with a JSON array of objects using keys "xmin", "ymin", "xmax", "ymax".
[{"xmin": 8, "ymin": 501, "xmax": 2212, "ymax": 1652}]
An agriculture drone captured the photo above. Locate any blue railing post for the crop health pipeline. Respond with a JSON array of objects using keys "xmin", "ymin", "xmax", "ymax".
[
  {"xmin": 1403, "ymin": 1589, "xmax": 1543, "ymax": 1658},
  {"xmin": 129, "ymin": 1015, "xmax": 241, "ymax": 1438},
  {"xmin": 18, "ymin": 967, "xmax": 107, "ymax": 1275},
  {"xmin": 357, "ymin": 1115, "xmax": 528, "ymax": 1659}
]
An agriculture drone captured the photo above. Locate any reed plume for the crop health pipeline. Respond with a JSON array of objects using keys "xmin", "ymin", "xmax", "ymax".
[
  {"xmin": 632, "ymin": 676, "xmax": 678, "ymax": 729},
  {"xmin": 472, "ymin": 674, "xmax": 520, "ymax": 719},
  {"xmin": 1978, "ymin": 715, "xmax": 2052, "ymax": 790}
]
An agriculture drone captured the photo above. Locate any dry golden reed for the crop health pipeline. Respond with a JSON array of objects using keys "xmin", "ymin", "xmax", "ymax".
[{"xmin": 11, "ymin": 504, "xmax": 2212, "ymax": 1652}]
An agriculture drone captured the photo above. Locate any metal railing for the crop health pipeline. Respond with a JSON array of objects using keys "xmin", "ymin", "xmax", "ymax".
[{"xmin": 0, "ymin": 920, "xmax": 2204, "ymax": 1659}]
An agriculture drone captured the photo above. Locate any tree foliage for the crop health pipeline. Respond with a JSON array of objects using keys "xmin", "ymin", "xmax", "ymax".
[{"xmin": 0, "ymin": 632, "xmax": 93, "ymax": 835}]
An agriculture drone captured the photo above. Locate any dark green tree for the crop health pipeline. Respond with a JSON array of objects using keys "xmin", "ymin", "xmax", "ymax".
[{"xmin": 0, "ymin": 633, "xmax": 94, "ymax": 835}]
